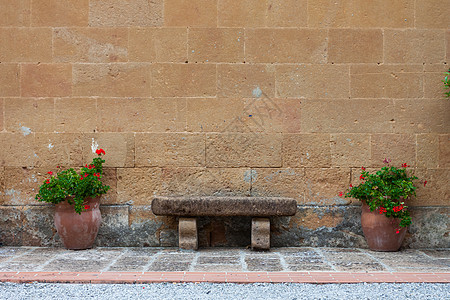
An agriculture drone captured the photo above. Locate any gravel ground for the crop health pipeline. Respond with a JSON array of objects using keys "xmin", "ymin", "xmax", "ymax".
[{"xmin": 0, "ymin": 282, "xmax": 449, "ymax": 300}]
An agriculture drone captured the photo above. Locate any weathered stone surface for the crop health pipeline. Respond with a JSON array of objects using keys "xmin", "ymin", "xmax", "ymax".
[
  {"xmin": 2, "ymin": 167, "xmax": 49, "ymax": 205},
  {"xmin": 117, "ymin": 167, "xmax": 161, "ymax": 206},
  {"xmin": 73, "ymin": 63, "xmax": 151, "ymax": 97},
  {"xmin": 0, "ymin": 206, "xmax": 23, "ymax": 246},
  {"xmin": 0, "ymin": 28, "xmax": 52, "ymax": 62},
  {"xmin": 152, "ymin": 63, "xmax": 216, "ymax": 97},
  {"xmin": 304, "ymin": 168, "xmax": 352, "ymax": 206},
  {"xmin": 417, "ymin": 134, "xmax": 439, "ymax": 168},
  {"xmin": 0, "ymin": 0, "xmax": 30, "ymax": 26},
  {"xmin": 82, "ymin": 133, "xmax": 135, "ymax": 168},
  {"xmin": 21, "ymin": 206, "xmax": 57, "ymax": 246},
  {"xmin": 21, "ymin": 64, "xmax": 72, "ymax": 97},
  {"xmin": 89, "ymin": 0, "xmax": 163, "ymax": 27},
  {"xmin": 0, "ymin": 99, "xmax": 2, "ymax": 132},
  {"xmin": 415, "ymin": 0, "xmax": 450, "ymax": 29},
  {"xmin": 98, "ymin": 168, "xmax": 117, "ymax": 205},
  {"xmin": 53, "ymin": 28, "xmax": 128, "ymax": 63},
  {"xmin": 151, "ymin": 196, "xmax": 297, "ymax": 217},
  {"xmin": 31, "ymin": 0, "xmax": 89, "ymax": 26},
  {"xmin": 218, "ymin": 0, "xmax": 307, "ymax": 27},
  {"xmin": 424, "ymin": 64, "xmax": 450, "ymax": 99},
  {"xmin": 251, "ymin": 218, "xmax": 270, "ymax": 250},
  {"xmin": 0, "ymin": 133, "xmax": 36, "ymax": 167},
  {"xmin": 4, "ymin": 98, "xmax": 54, "ymax": 134},
  {"xmin": 439, "ymin": 135, "xmax": 450, "ymax": 168},
  {"xmin": 129, "ymin": 28, "xmax": 187, "ymax": 62},
  {"xmin": 406, "ymin": 207, "xmax": 450, "ymax": 249},
  {"xmin": 178, "ymin": 217, "xmax": 198, "ymax": 250},
  {"xmin": 197, "ymin": 216, "xmax": 251, "ymax": 247},
  {"xmin": 95, "ymin": 205, "xmax": 128, "ymax": 247},
  {"xmin": 34, "ymin": 133, "xmax": 83, "ymax": 168},
  {"xmin": 370, "ymin": 134, "xmax": 416, "ymax": 167},
  {"xmin": 0, "ymin": 64, "xmax": 20, "ymax": 97},
  {"xmin": 97, "ymin": 98, "xmax": 186, "ymax": 133},
  {"xmin": 189, "ymin": 28, "xmax": 244, "ymax": 63},
  {"xmin": 0, "ymin": 167, "xmax": 4, "ymax": 203},
  {"xmin": 321, "ymin": 250, "xmax": 386, "ymax": 271},
  {"xmin": 384, "ymin": 30, "xmax": 446, "ymax": 64},
  {"xmin": 250, "ymin": 168, "xmax": 305, "ymax": 203},
  {"xmin": 55, "ymin": 98, "xmax": 96, "ymax": 133},
  {"xmin": 245, "ymin": 29, "xmax": 327, "ymax": 63},
  {"xmin": 245, "ymin": 255, "xmax": 282, "ymax": 271},
  {"xmin": 301, "ymin": 99, "xmax": 395, "ymax": 133},
  {"xmin": 135, "ymin": 133, "xmax": 205, "ymax": 167},
  {"xmin": 160, "ymin": 167, "xmax": 250, "ymax": 197},
  {"xmin": 276, "ymin": 65, "xmax": 349, "ymax": 98},
  {"xmin": 308, "ymin": 0, "xmax": 414, "ymax": 28},
  {"xmin": 330, "ymin": 134, "xmax": 370, "ymax": 168},
  {"xmin": 217, "ymin": 64, "xmax": 275, "ymax": 98},
  {"xmin": 165, "ymin": 0, "xmax": 216, "ymax": 27},
  {"xmin": 283, "ymin": 134, "xmax": 331, "ymax": 168},
  {"xmin": 412, "ymin": 168, "xmax": 450, "ymax": 207}
]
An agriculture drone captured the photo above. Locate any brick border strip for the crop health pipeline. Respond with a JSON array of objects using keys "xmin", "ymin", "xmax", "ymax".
[{"xmin": 0, "ymin": 272, "xmax": 449, "ymax": 284}]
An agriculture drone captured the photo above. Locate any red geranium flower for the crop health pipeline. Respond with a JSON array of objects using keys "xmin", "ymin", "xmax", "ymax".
[
  {"xmin": 401, "ymin": 163, "xmax": 409, "ymax": 168},
  {"xmin": 96, "ymin": 148, "xmax": 106, "ymax": 155},
  {"xmin": 84, "ymin": 205, "xmax": 90, "ymax": 210},
  {"xmin": 361, "ymin": 167, "xmax": 366, "ymax": 171},
  {"xmin": 360, "ymin": 174, "xmax": 365, "ymax": 180},
  {"xmin": 424, "ymin": 180, "xmax": 427, "ymax": 187},
  {"xmin": 47, "ymin": 171, "xmax": 53, "ymax": 175},
  {"xmin": 339, "ymin": 192, "xmax": 344, "ymax": 197},
  {"xmin": 45, "ymin": 179, "xmax": 50, "ymax": 184}
]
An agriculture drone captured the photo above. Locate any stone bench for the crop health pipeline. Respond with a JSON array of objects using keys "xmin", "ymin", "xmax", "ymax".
[{"xmin": 151, "ymin": 196, "xmax": 297, "ymax": 250}]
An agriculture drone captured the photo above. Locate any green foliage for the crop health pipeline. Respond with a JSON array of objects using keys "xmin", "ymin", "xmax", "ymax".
[
  {"xmin": 35, "ymin": 152, "xmax": 110, "ymax": 214},
  {"xmin": 345, "ymin": 164, "xmax": 418, "ymax": 228},
  {"xmin": 444, "ymin": 69, "xmax": 450, "ymax": 98}
]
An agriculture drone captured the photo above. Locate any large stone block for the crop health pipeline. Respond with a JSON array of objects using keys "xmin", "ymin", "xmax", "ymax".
[
  {"xmin": 328, "ymin": 29, "xmax": 383, "ymax": 63},
  {"xmin": 4, "ymin": 98, "xmax": 54, "ymax": 134},
  {"xmin": 0, "ymin": 64, "xmax": 20, "ymax": 97},
  {"xmin": 276, "ymin": 64, "xmax": 349, "ymax": 98},
  {"xmin": 21, "ymin": 205, "xmax": 57, "ymax": 246},
  {"xmin": 217, "ymin": 64, "xmax": 275, "ymax": 98},
  {"xmin": 82, "ymin": 133, "xmax": 135, "ymax": 168},
  {"xmin": 73, "ymin": 63, "xmax": 151, "ymax": 97},
  {"xmin": 416, "ymin": 134, "xmax": 439, "ymax": 169},
  {"xmin": 2, "ymin": 167, "xmax": 49, "ymax": 205},
  {"xmin": 89, "ymin": 0, "xmax": 162, "ymax": 27},
  {"xmin": 218, "ymin": 0, "xmax": 307, "ymax": 27},
  {"xmin": 330, "ymin": 134, "xmax": 371, "ymax": 168},
  {"xmin": 301, "ymin": 99, "xmax": 395, "ymax": 133},
  {"xmin": 127, "ymin": 205, "xmax": 162, "ymax": 247},
  {"xmin": 424, "ymin": 64, "xmax": 450, "ymax": 99},
  {"xmin": 370, "ymin": 134, "xmax": 416, "ymax": 168},
  {"xmin": 97, "ymin": 98, "xmax": 186, "ymax": 132},
  {"xmin": 152, "ymin": 63, "xmax": 216, "ymax": 97},
  {"xmin": 392, "ymin": 99, "xmax": 449, "ymax": 133},
  {"xmin": 188, "ymin": 28, "xmax": 244, "ymax": 63},
  {"xmin": 250, "ymin": 168, "xmax": 305, "ymax": 203},
  {"xmin": 412, "ymin": 169, "xmax": 450, "ymax": 207},
  {"xmin": 384, "ymin": 30, "xmax": 446, "ymax": 64},
  {"xmin": 0, "ymin": 0, "xmax": 30, "ymax": 26},
  {"xmin": 99, "ymin": 168, "xmax": 118, "ymax": 205},
  {"xmin": 31, "ymin": 0, "xmax": 89, "ymax": 26},
  {"xmin": 350, "ymin": 64, "xmax": 423, "ymax": 99},
  {"xmin": 164, "ymin": 0, "xmax": 216, "ymax": 27},
  {"xmin": 0, "ymin": 133, "xmax": 36, "ymax": 167},
  {"xmin": 178, "ymin": 217, "xmax": 198, "ymax": 250},
  {"xmin": 21, "ymin": 64, "xmax": 72, "ymax": 97},
  {"xmin": 0, "ymin": 28, "xmax": 52, "ymax": 62},
  {"xmin": 307, "ymin": 0, "xmax": 414, "ymax": 28},
  {"xmin": 439, "ymin": 134, "xmax": 450, "ymax": 168},
  {"xmin": 53, "ymin": 28, "xmax": 128, "ymax": 63},
  {"xmin": 0, "ymin": 99, "xmax": 2, "ymax": 132},
  {"xmin": 415, "ymin": 0, "xmax": 450, "ymax": 29},
  {"xmin": 206, "ymin": 133, "xmax": 282, "ymax": 167},
  {"xmin": 117, "ymin": 168, "xmax": 161, "ymax": 206},
  {"xmin": 283, "ymin": 134, "xmax": 331, "ymax": 168},
  {"xmin": 0, "ymin": 206, "xmax": 23, "ymax": 246},
  {"xmin": 304, "ymin": 168, "xmax": 352, "ymax": 205},
  {"xmin": 245, "ymin": 29, "xmax": 327, "ymax": 63},
  {"xmin": 407, "ymin": 207, "xmax": 449, "ymax": 248},
  {"xmin": 160, "ymin": 167, "xmax": 251, "ymax": 197},
  {"xmin": 135, "ymin": 133, "xmax": 205, "ymax": 167},
  {"xmin": 251, "ymin": 218, "xmax": 270, "ymax": 250},
  {"xmin": 34, "ymin": 133, "xmax": 84, "ymax": 167},
  {"xmin": 129, "ymin": 28, "xmax": 187, "ymax": 62},
  {"xmin": 55, "ymin": 98, "xmax": 96, "ymax": 133},
  {"xmin": 95, "ymin": 205, "xmax": 129, "ymax": 247}
]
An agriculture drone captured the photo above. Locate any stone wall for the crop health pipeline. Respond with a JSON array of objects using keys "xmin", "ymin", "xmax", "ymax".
[{"xmin": 0, "ymin": 0, "xmax": 449, "ymax": 248}]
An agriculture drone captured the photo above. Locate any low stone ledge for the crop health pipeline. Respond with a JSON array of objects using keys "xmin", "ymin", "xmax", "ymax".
[{"xmin": 151, "ymin": 196, "xmax": 297, "ymax": 217}]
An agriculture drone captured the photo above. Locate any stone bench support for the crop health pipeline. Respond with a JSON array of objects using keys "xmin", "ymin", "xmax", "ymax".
[{"xmin": 152, "ymin": 196, "xmax": 297, "ymax": 251}]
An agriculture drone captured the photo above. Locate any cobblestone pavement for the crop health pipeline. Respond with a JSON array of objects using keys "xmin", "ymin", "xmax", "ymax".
[{"xmin": 0, "ymin": 247, "xmax": 448, "ymax": 273}]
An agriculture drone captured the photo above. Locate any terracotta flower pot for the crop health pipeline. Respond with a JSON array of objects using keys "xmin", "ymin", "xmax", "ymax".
[
  {"xmin": 54, "ymin": 197, "xmax": 102, "ymax": 250},
  {"xmin": 361, "ymin": 202, "xmax": 407, "ymax": 251}
]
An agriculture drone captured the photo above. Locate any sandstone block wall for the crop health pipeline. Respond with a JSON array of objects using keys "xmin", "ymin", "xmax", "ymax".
[{"xmin": 0, "ymin": 0, "xmax": 449, "ymax": 248}]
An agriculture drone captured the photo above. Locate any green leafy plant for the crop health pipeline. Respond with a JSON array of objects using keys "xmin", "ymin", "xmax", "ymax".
[
  {"xmin": 444, "ymin": 69, "xmax": 450, "ymax": 98},
  {"xmin": 35, "ymin": 149, "xmax": 110, "ymax": 214},
  {"xmin": 342, "ymin": 160, "xmax": 420, "ymax": 229}
]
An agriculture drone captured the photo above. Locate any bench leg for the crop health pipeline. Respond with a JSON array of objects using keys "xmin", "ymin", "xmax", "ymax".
[
  {"xmin": 178, "ymin": 217, "xmax": 198, "ymax": 250},
  {"xmin": 251, "ymin": 218, "xmax": 270, "ymax": 250}
]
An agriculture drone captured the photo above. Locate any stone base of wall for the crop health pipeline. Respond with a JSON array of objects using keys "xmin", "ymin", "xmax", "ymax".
[{"xmin": 0, "ymin": 205, "xmax": 448, "ymax": 249}]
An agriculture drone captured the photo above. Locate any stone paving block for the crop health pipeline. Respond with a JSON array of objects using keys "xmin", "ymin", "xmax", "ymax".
[
  {"xmin": 245, "ymin": 29, "xmax": 327, "ymax": 63},
  {"xmin": 415, "ymin": 0, "xmax": 450, "ymax": 29},
  {"xmin": 245, "ymin": 256, "xmax": 283, "ymax": 272},
  {"xmin": 0, "ymin": 0, "xmax": 30, "ymax": 26},
  {"xmin": 55, "ymin": 98, "xmax": 96, "ymax": 133},
  {"xmin": 107, "ymin": 257, "xmax": 151, "ymax": 272},
  {"xmin": 53, "ymin": 28, "xmax": 128, "ymax": 63},
  {"xmin": 0, "ymin": 28, "xmax": 52, "ymax": 62},
  {"xmin": 129, "ymin": 28, "xmax": 187, "ymax": 63},
  {"xmin": 197, "ymin": 256, "xmax": 240, "ymax": 265},
  {"xmin": 421, "ymin": 249, "xmax": 450, "ymax": 259},
  {"xmin": 89, "ymin": 0, "xmax": 162, "ymax": 27},
  {"xmin": 4, "ymin": 98, "xmax": 54, "ymax": 134},
  {"xmin": 0, "ymin": 64, "xmax": 20, "ymax": 97},
  {"xmin": 82, "ymin": 133, "xmax": 135, "ymax": 168},
  {"xmin": 21, "ymin": 64, "xmax": 72, "ymax": 97},
  {"xmin": 31, "ymin": 0, "xmax": 89, "ymax": 26},
  {"xmin": 164, "ymin": 0, "xmax": 216, "ymax": 27},
  {"xmin": 189, "ymin": 28, "xmax": 244, "ymax": 63}
]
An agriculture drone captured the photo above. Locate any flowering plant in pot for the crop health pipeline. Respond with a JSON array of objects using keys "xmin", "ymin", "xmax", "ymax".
[
  {"xmin": 35, "ymin": 149, "xmax": 110, "ymax": 249},
  {"xmin": 342, "ymin": 160, "xmax": 420, "ymax": 251}
]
